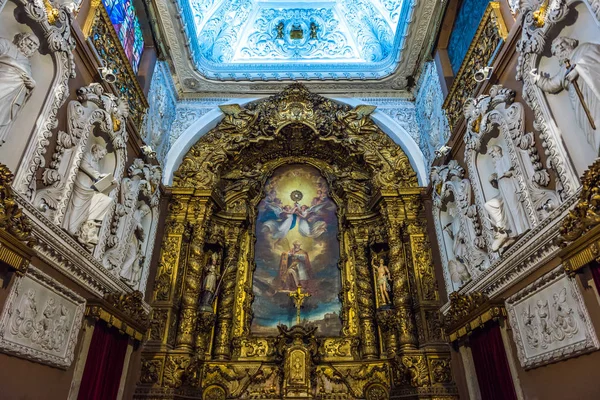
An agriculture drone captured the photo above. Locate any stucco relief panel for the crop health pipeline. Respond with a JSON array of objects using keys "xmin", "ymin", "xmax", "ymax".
[
  {"xmin": 506, "ymin": 265, "xmax": 599, "ymax": 369},
  {"xmin": 0, "ymin": 266, "xmax": 85, "ymax": 368}
]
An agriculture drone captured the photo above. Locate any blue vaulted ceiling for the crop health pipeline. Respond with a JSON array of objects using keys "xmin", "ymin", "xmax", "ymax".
[{"xmin": 178, "ymin": 0, "xmax": 412, "ymax": 81}]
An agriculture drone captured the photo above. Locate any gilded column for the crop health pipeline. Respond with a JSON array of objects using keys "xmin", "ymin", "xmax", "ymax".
[
  {"xmin": 175, "ymin": 195, "xmax": 215, "ymax": 350},
  {"xmin": 149, "ymin": 191, "xmax": 193, "ymax": 347},
  {"xmin": 351, "ymin": 227, "xmax": 379, "ymax": 360},
  {"xmin": 212, "ymin": 225, "xmax": 244, "ymax": 360},
  {"xmin": 402, "ymin": 194, "xmax": 441, "ymax": 346},
  {"xmin": 380, "ymin": 195, "xmax": 418, "ymax": 350}
]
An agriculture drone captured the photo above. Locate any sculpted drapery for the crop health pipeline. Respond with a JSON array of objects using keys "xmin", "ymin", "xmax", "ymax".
[
  {"xmin": 0, "ymin": 32, "xmax": 39, "ymax": 144},
  {"xmin": 534, "ymin": 37, "xmax": 600, "ymax": 153}
]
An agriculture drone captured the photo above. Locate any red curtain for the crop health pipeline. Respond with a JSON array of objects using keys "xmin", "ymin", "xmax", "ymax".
[
  {"xmin": 78, "ymin": 321, "xmax": 129, "ymax": 400},
  {"xmin": 470, "ymin": 323, "xmax": 518, "ymax": 400}
]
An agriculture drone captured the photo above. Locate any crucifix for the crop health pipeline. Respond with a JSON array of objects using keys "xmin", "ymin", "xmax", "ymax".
[{"xmin": 289, "ymin": 285, "xmax": 311, "ymax": 326}]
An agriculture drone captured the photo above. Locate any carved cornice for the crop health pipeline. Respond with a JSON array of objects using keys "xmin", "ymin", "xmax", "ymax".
[
  {"xmin": 444, "ymin": 291, "xmax": 506, "ymax": 343},
  {"xmin": 438, "ymin": 188, "xmax": 579, "ymax": 302},
  {"xmin": 0, "ymin": 164, "xmax": 35, "ymax": 274},
  {"xmin": 16, "ymin": 192, "xmax": 142, "ymax": 297},
  {"xmin": 442, "ymin": 1, "xmax": 508, "ymax": 132},
  {"xmin": 86, "ymin": 291, "xmax": 149, "ymax": 341}
]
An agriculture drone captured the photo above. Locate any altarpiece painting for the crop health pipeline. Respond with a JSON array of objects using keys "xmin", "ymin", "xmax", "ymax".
[{"xmin": 252, "ymin": 164, "xmax": 342, "ymax": 336}]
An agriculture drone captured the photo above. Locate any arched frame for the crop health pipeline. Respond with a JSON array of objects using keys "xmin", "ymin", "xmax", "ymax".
[
  {"xmin": 137, "ymin": 85, "xmax": 456, "ymax": 400},
  {"xmin": 162, "ymin": 98, "xmax": 429, "ymax": 187}
]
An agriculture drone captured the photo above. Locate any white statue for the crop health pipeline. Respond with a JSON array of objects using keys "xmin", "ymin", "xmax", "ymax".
[
  {"xmin": 443, "ymin": 203, "xmax": 471, "ymax": 285},
  {"xmin": 0, "ymin": 32, "xmax": 40, "ymax": 144},
  {"xmin": 119, "ymin": 203, "xmax": 151, "ymax": 287},
  {"xmin": 532, "ymin": 37, "xmax": 600, "ymax": 153},
  {"xmin": 448, "ymin": 259, "xmax": 471, "ymax": 284},
  {"xmin": 200, "ymin": 252, "xmax": 221, "ymax": 308},
  {"xmin": 64, "ymin": 143, "xmax": 115, "ymax": 249},
  {"xmin": 443, "ymin": 203, "xmax": 468, "ymax": 263},
  {"xmin": 483, "ymin": 145, "xmax": 529, "ymax": 251}
]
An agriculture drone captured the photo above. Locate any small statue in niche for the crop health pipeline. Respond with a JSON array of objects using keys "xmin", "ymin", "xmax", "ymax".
[
  {"xmin": 309, "ymin": 22, "xmax": 318, "ymax": 40},
  {"xmin": 443, "ymin": 202, "xmax": 467, "ymax": 263},
  {"xmin": 0, "ymin": 32, "xmax": 40, "ymax": 145},
  {"xmin": 199, "ymin": 252, "xmax": 221, "ymax": 310},
  {"xmin": 532, "ymin": 36, "xmax": 600, "ymax": 154},
  {"xmin": 120, "ymin": 203, "xmax": 152, "ymax": 288},
  {"xmin": 275, "ymin": 21, "xmax": 285, "ymax": 39},
  {"xmin": 483, "ymin": 145, "xmax": 529, "ymax": 252},
  {"xmin": 64, "ymin": 143, "xmax": 116, "ymax": 249},
  {"xmin": 372, "ymin": 256, "xmax": 392, "ymax": 307},
  {"xmin": 443, "ymin": 203, "xmax": 471, "ymax": 285}
]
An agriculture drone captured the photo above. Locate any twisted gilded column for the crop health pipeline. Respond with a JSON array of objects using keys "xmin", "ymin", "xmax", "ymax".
[
  {"xmin": 380, "ymin": 196, "xmax": 418, "ymax": 350},
  {"xmin": 350, "ymin": 227, "xmax": 379, "ymax": 360},
  {"xmin": 212, "ymin": 225, "xmax": 244, "ymax": 360},
  {"xmin": 175, "ymin": 196, "xmax": 215, "ymax": 350}
]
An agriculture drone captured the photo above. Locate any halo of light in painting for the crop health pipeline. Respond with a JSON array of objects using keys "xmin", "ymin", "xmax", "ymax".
[
  {"xmin": 290, "ymin": 190, "xmax": 303, "ymax": 202},
  {"xmin": 252, "ymin": 164, "xmax": 342, "ymax": 336}
]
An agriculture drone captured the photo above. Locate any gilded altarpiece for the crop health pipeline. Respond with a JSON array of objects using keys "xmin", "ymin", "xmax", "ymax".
[{"xmin": 135, "ymin": 85, "xmax": 457, "ymax": 399}]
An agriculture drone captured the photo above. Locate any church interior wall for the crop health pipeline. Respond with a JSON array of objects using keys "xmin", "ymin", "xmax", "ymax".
[
  {"xmin": 0, "ymin": 0, "xmax": 165, "ymax": 397},
  {"xmin": 3, "ymin": 0, "xmax": 600, "ymax": 398},
  {"xmin": 430, "ymin": 1, "xmax": 600, "ymax": 399},
  {"xmin": 495, "ymin": 258, "xmax": 600, "ymax": 400}
]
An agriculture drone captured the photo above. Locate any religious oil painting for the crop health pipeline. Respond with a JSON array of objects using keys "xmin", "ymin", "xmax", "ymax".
[{"xmin": 251, "ymin": 164, "xmax": 342, "ymax": 336}]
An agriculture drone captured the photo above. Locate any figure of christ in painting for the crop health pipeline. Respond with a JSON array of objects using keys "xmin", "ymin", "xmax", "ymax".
[{"xmin": 279, "ymin": 241, "xmax": 313, "ymax": 291}]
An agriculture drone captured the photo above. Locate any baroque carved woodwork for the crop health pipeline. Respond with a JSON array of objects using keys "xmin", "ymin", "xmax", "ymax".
[
  {"xmin": 135, "ymin": 84, "xmax": 457, "ymax": 399},
  {"xmin": 560, "ymin": 159, "xmax": 600, "ymax": 274},
  {"xmin": 0, "ymin": 164, "xmax": 35, "ymax": 274},
  {"xmin": 444, "ymin": 291, "xmax": 506, "ymax": 343}
]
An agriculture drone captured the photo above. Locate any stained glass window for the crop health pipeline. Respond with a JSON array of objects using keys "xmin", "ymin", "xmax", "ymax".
[{"xmin": 101, "ymin": 0, "xmax": 144, "ymax": 73}]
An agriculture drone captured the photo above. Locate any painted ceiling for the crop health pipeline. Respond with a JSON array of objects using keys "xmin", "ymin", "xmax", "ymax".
[{"xmin": 179, "ymin": 0, "xmax": 411, "ymax": 80}]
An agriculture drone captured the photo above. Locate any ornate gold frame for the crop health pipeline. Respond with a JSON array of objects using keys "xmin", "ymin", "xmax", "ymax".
[{"xmin": 136, "ymin": 85, "xmax": 456, "ymax": 399}]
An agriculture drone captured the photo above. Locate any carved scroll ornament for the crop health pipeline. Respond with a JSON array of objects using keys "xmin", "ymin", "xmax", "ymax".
[
  {"xmin": 11, "ymin": 1, "xmax": 77, "ymax": 198},
  {"xmin": 515, "ymin": 0, "xmax": 579, "ymax": 197},
  {"xmin": 463, "ymin": 85, "xmax": 559, "ymax": 255},
  {"xmin": 431, "ymin": 160, "xmax": 489, "ymax": 293},
  {"xmin": 173, "ymin": 84, "xmax": 418, "ymax": 192}
]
